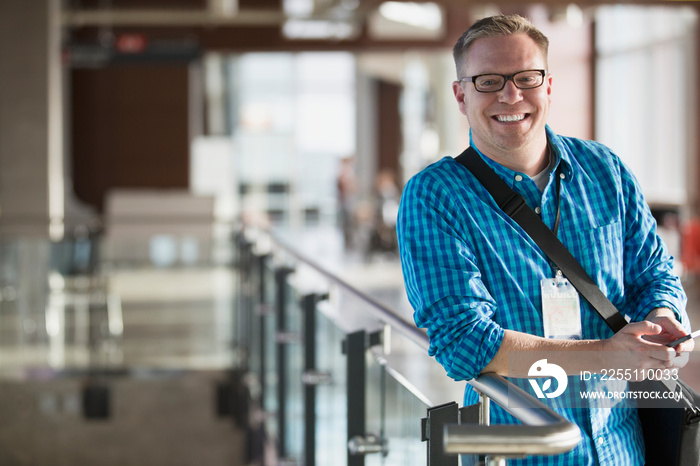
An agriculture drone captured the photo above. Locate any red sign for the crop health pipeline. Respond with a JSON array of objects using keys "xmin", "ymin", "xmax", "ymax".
[{"xmin": 115, "ymin": 34, "xmax": 148, "ymax": 54}]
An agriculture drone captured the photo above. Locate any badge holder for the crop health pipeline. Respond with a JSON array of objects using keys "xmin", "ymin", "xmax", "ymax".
[{"xmin": 541, "ymin": 269, "xmax": 582, "ymax": 340}]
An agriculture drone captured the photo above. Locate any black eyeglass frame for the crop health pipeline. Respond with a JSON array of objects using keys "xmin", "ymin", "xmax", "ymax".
[{"xmin": 458, "ymin": 69, "xmax": 547, "ymax": 93}]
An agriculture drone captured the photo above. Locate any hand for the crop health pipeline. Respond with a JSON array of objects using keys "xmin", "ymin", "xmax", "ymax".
[
  {"xmin": 601, "ymin": 321, "xmax": 680, "ymax": 373},
  {"xmin": 644, "ymin": 313, "xmax": 693, "ymax": 368}
]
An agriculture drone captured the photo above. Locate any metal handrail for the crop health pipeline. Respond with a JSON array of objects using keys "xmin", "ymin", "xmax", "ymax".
[
  {"xmin": 470, "ymin": 373, "xmax": 571, "ymax": 426},
  {"xmin": 248, "ymin": 226, "xmax": 582, "ymax": 458},
  {"xmin": 448, "ymin": 372, "xmax": 582, "ymax": 455},
  {"xmin": 444, "ymin": 422, "xmax": 581, "ymax": 456},
  {"xmin": 266, "ymin": 228, "xmax": 430, "ymax": 351}
]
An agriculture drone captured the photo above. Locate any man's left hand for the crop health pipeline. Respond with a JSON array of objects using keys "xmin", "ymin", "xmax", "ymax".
[{"xmin": 644, "ymin": 308, "xmax": 693, "ymax": 367}]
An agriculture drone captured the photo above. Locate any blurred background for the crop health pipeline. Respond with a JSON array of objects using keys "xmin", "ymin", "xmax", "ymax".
[{"xmin": 1, "ymin": 0, "xmax": 700, "ymax": 465}]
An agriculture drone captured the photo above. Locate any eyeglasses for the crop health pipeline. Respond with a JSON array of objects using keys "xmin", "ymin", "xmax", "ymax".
[{"xmin": 459, "ymin": 69, "xmax": 547, "ymax": 93}]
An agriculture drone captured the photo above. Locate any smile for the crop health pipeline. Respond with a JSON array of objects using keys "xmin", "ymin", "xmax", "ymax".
[{"xmin": 494, "ymin": 114, "xmax": 527, "ymax": 122}]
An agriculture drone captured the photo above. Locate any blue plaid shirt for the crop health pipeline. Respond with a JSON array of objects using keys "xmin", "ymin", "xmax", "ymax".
[{"xmin": 397, "ymin": 126, "xmax": 689, "ymax": 465}]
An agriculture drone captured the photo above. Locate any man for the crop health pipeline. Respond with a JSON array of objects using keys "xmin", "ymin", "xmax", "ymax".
[{"xmin": 397, "ymin": 14, "xmax": 694, "ymax": 464}]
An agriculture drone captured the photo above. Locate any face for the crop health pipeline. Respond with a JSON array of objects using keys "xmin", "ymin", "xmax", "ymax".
[{"xmin": 452, "ymin": 33, "xmax": 553, "ymax": 172}]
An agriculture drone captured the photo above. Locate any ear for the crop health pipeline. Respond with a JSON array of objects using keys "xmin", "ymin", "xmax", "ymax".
[
  {"xmin": 452, "ymin": 81, "xmax": 468, "ymax": 116},
  {"xmin": 545, "ymin": 73, "xmax": 553, "ymax": 102}
]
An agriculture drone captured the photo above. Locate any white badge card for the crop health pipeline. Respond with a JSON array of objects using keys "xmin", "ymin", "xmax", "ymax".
[{"xmin": 541, "ymin": 275, "xmax": 582, "ymax": 339}]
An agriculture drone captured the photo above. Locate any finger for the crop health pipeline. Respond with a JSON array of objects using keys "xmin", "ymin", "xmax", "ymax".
[
  {"xmin": 675, "ymin": 337, "xmax": 695, "ymax": 353},
  {"xmin": 670, "ymin": 351, "xmax": 690, "ymax": 368},
  {"xmin": 624, "ymin": 320, "xmax": 663, "ymax": 337},
  {"xmin": 657, "ymin": 351, "xmax": 690, "ymax": 369},
  {"xmin": 645, "ymin": 347, "xmax": 677, "ymax": 362},
  {"xmin": 650, "ymin": 315, "xmax": 687, "ymax": 338},
  {"xmin": 661, "ymin": 325, "xmax": 688, "ymax": 340}
]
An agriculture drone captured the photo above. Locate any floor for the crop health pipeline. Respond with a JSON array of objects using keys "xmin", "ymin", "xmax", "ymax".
[{"xmin": 0, "ymin": 370, "xmax": 245, "ymax": 465}]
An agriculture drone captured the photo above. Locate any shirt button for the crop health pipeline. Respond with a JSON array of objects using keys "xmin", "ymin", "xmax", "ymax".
[
  {"xmin": 535, "ymin": 207, "xmax": 541, "ymax": 214},
  {"xmin": 515, "ymin": 175, "xmax": 523, "ymax": 182},
  {"xmin": 560, "ymin": 173, "xmax": 566, "ymax": 180},
  {"xmin": 597, "ymin": 437, "xmax": 605, "ymax": 445}
]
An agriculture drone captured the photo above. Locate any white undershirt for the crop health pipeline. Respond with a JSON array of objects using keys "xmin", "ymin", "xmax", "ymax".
[{"xmin": 531, "ymin": 152, "xmax": 556, "ymax": 192}]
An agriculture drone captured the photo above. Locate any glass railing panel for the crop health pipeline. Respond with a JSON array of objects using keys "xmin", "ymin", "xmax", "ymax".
[
  {"xmin": 231, "ymin": 237, "xmax": 252, "ymax": 367},
  {"xmin": 101, "ymin": 234, "xmax": 220, "ymax": 268},
  {"xmin": 363, "ymin": 347, "xmax": 430, "ymax": 466},
  {"xmin": 0, "ymin": 236, "xmax": 122, "ymax": 373},
  {"xmin": 378, "ymin": 364, "xmax": 430, "ymax": 465},
  {"xmin": 0, "ymin": 238, "xmax": 51, "ymax": 374},
  {"xmin": 261, "ymin": 260, "xmax": 279, "ymax": 438},
  {"xmin": 282, "ymin": 282, "xmax": 305, "ymax": 463},
  {"xmin": 364, "ymin": 350, "xmax": 387, "ymax": 465},
  {"xmin": 262, "ymin": 310, "xmax": 277, "ymax": 410},
  {"xmin": 315, "ymin": 303, "xmax": 348, "ymax": 466},
  {"xmin": 246, "ymin": 251, "xmax": 270, "ymax": 388},
  {"xmin": 0, "ymin": 233, "xmax": 241, "ymax": 373},
  {"xmin": 246, "ymin": 256, "xmax": 262, "ymax": 378}
]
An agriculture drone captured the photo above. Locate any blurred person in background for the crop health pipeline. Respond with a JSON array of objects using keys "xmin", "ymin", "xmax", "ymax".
[
  {"xmin": 336, "ymin": 156, "xmax": 358, "ymax": 250},
  {"xmin": 366, "ymin": 169, "xmax": 400, "ymax": 260}
]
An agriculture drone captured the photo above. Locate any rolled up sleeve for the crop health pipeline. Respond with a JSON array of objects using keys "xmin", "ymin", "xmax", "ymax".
[
  {"xmin": 618, "ymin": 161, "xmax": 688, "ymax": 328},
  {"xmin": 398, "ymin": 171, "xmax": 504, "ymax": 381}
]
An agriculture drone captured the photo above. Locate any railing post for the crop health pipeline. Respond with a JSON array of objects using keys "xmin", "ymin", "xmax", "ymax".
[
  {"xmin": 300, "ymin": 292, "xmax": 329, "ymax": 466},
  {"xmin": 422, "ymin": 402, "xmax": 485, "ymax": 466},
  {"xmin": 256, "ymin": 253, "xmax": 269, "ymax": 406},
  {"xmin": 345, "ymin": 330, "xmax": 366, "ymax": 466},
  {"xmin": 235, "ymin": 233, "xmax": 252, "ymax": 365},
  {"xmin": 479, "ymin": 393, "xmax": 490, "ymax": 426},
  {"xmin": 344, "ymin": 330, "xmax": 388, "ymax": 465},
  {"xmin": 302, "ymin": 293, "xmax": 317, "ymax": 466},
  {"xmin": 275, "ymin": 265, "xmax": 295, "ymax": 460},
  {"xmin": 421, "ymin": 402, "xmax": 459, "ymax": 466}
]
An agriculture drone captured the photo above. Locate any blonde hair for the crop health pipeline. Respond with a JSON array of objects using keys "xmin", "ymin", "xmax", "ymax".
[{"xmin": 453, "ymin": 14, "xmax": 549, "ymax": 76}]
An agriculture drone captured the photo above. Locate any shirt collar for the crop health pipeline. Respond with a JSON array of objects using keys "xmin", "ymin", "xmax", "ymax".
[
  {"xmin": 545, "ymin": 125, "xmax": 574, "ymax": 181},
  {"xmin": 467, "ymin": 125, "xmax": 574, "ymax": 184}
]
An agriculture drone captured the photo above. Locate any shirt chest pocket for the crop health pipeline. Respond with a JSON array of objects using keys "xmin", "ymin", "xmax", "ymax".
[{"xmin": 570, "ymin": 221, "xmax": 624, "ymax": 298}]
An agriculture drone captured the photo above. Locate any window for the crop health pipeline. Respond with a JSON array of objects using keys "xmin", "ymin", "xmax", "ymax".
[{"xmin": 595, "ymin": 5, "xmax": 697, "ymax": 206}]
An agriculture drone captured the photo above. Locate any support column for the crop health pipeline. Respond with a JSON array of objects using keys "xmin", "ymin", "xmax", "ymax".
[{"xmin": 0, "ymin": 0, "xmax": 65, "ymax": 238}]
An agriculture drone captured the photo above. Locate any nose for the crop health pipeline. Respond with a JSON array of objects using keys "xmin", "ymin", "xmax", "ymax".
[{"xmin": 498, "ymin": 79, "xmax": 523, "ymax": 105}]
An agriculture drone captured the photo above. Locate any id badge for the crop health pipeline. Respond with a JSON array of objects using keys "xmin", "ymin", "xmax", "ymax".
[{"xmin": 541, "ymin": 272, "xmax": 582, "ymax": 339}]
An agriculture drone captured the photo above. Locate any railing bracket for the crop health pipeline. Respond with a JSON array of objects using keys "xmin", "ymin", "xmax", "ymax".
[{"xmin": 348, "ymin": 433, "xmax": 388, "ymax": 456}]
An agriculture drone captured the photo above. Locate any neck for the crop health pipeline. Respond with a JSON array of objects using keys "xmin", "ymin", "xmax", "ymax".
[
  {"xmin": 484, "ymin": 145, "xmax": 549, "ymax": 176},
  {"xmin": 471, "ymin": 129, "xmax": 550, "ymax": 176}
]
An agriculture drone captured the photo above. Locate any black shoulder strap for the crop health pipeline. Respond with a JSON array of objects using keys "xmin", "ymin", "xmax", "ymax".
[{"xmin": 455, "ymin": 147, "xmax": 628, "ymax": 332}]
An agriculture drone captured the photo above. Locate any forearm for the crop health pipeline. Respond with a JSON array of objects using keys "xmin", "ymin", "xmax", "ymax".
[
  {"xmin": 482, "ymin": 329, "xmax": 604, "ymax": 377},
  {"xmin": 482, "ymin": 319, "xmax": 685, "ymax": 378},
  {"xmin": 645, "ymin": 307, "xmax": 676, "ymax": 321}
]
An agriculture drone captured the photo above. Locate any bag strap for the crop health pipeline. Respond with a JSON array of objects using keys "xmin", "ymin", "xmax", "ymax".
[{"xmin": 455, "ymin": 147, "xmax": 627, "ymax": 332}]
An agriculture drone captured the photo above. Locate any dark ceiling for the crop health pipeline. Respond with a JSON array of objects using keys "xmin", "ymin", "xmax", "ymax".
[{"xmin": 63, "ymin": 0, "xmax": 699, "ymax": 56}]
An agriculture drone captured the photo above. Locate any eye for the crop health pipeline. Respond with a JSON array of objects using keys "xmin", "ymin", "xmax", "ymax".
[
  {"xmin": 516, "ymin": 75, "xmax": 537, "ymax": 84},
  {"xmin": 476, "ymin": 75, "xmax": 503, "ymax": 90},
  {"xmin": 514, "ymin": 71, "xmax": 544, "ymax": 88}
]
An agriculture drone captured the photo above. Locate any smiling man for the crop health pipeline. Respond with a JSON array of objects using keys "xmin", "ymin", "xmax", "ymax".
[{"xmin": 397, "ymin": 14, "xmax": 692, "ymax": 465}]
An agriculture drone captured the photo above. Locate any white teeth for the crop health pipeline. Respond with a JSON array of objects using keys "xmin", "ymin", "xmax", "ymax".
[{"xmin": 496, "ymin": 114, "xmax": 526, "ymax": 122}]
